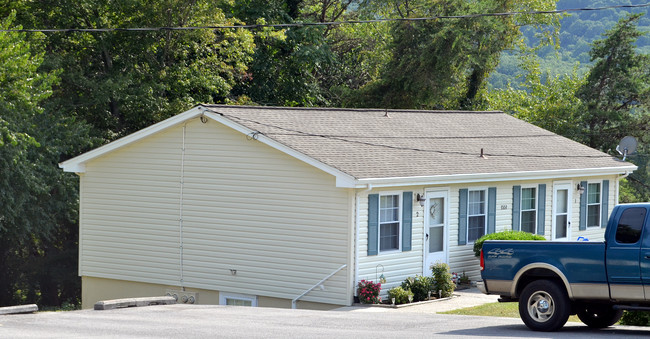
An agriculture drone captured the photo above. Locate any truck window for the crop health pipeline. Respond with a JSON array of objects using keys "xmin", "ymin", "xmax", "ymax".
[{"xmin": 615, "ymin": 207, "xmax": 646, "ymax": 244}]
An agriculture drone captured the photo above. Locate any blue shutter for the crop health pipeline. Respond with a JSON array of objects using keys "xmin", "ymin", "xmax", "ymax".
[
  {"xmin": 487, "ymin": 187, "xmax": 497, "ymax": 234},
  {"xmin": 579, "ymin": 181, "xmax": 588, "ymax": 231},
  {"xmin": 537, "ymin": 184, "xmax": 546, "ymax": 235},
  {"xmin": 402, "ymin": 192, "xmax": 413, "ymax": 251},
  {"xmin": 367, "ymin": 194, "xmax": 379, "ymax": 256},
  {"xmin": 512, "ymin": 186, "xmax": 521, "ymax": 231},
  {"xmin": 601, "ymin": 180, "xmax": 609, "ymax": 229},
  {"xmin": 458, "ymin": 189, "xmax": 468, "ymax": 245}
]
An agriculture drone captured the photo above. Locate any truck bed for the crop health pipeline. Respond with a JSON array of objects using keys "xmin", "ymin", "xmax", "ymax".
[{"xmin": 481, "ymin": 240, "xmax": 607, "ymax": 299}]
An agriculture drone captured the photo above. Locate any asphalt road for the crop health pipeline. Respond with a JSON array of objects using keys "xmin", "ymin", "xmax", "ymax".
[{"xmin": 2, "ymin": 304, "xmax": 650, "ymax": 339}]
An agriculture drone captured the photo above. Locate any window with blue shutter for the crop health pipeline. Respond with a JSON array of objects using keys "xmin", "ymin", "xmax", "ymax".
[
  {"xmin": 368, "ymin": 192, "xmax": 413, "ymax": 255},
  {"xmin": 512, "ymin": 186, "xmax": 521, "ymax": 231},
  {"xmin": 367, "ymin": 194, "xmax": 379, "ymax": 256},
  {"xmin": 537, "ymin": 184, "xmax": 546, "ymax": 235},
  {"xmin": 402, "ymin": 192, "xmax": 412, "ymax": 252},
  {"xmin": 601, "ymin": 180, "xmax": 609, "ymax": 229},
  {"xmin": 458, "ymin": 189, "xmax": 468, "ymax": 245},
  {"xmin": 580, "ymin": 180, "xmax": 606, "ymax": 230},
  {"xmin": 579, "ymin": 180, "xmax": 588, "ymax": 231},
  {"xmin": 487, "ymin": 187, "xmax": 497, "ymax": 234}
]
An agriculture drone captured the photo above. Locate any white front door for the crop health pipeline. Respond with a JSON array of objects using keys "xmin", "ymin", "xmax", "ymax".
[
  {"xmin": 552, "ymin": 183, "xmax": 572, "ymax": 241},
  {"xmin": 424, "ymin": 191, "xmax": 448, "ymax": 274}
]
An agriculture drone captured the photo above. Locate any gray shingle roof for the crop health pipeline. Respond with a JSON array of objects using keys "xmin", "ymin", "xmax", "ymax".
[{"xmin": 204, "ymin": 105, "xmax": 633, "ymax": 180}]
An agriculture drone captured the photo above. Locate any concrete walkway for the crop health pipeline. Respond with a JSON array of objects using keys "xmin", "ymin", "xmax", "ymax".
[{"xmin": 335, "ymin": 287, "xmax": 500, "ymax": 313}]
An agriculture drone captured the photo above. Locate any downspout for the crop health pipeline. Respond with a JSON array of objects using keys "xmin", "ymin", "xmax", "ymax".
[
  {"xmin": 354, "ymin": 184, "xmax": 373, "ymax": 302},
  {"xmin": 179, "ymin": 123, "xmax": 187, "ymax": 290}
]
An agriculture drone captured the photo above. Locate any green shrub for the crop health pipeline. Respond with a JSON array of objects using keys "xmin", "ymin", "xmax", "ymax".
[
  {"xmin": 401, "ymin": 275, "xmax": 434, "ymax": 302},
  {"xmin": 473, "ymin": 230, "xmax": 546, "ymax": 257},
  {"xmin": 620, "ymin": 311, "xmax": 650, "ymax": 326},
  {"xmin": 430, "ymin": 262, "xmax": 455, "ymax": 298},
  {"xmin": 387, "ymin": 286, "xmax": 414, "ymax": 305}
]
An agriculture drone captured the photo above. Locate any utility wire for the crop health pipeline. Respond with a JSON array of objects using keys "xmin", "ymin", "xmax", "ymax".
[
  {"xmin": 211, "ymin": 110, "xmax": 619, "ymax": 159},
  {"xmin": 1, "ymin": 3, "xmax": 649, "ymax": 33}
]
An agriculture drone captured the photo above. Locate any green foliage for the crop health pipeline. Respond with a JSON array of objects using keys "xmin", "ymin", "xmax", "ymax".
[
  {"xmin": 387, "ymin": 286, "xmax": 414, "ymax": 305},
  {"xmin": 430, "ymin": 262, "xmax": 455, "ymax": 298},
  {"xmin": 347, "ymin": 0, "xmax": 560, "ymax": 110},
  {"xmin": 473, "ymin": 231, "xmax": 546, "ymax": 257},
  {"xmin": 620, "ymin": 311, "xmax": 650, "ymax": 326},
  {"xmin": 401, "ymin": 275, "xmax": 434, "ymax": 302},
  {"xmin": 0, "ymin": 10, "xmax": 89, "ymax": 307},
  {"xmin": 489, "ymin": 0, "xmax": 650, "ymax": 89},
  {"xmin": 23, "ymin": 0, "xmax": 256, "ymax": 139}
]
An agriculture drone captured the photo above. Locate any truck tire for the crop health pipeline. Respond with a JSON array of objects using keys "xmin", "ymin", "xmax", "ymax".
[
  {"xmin": 518, "ymin": 280, "xmax": 570, "ymax": 331},
  {"xmin": 576, "ymin": 304, "xmax": 623, "ymax": 328}
]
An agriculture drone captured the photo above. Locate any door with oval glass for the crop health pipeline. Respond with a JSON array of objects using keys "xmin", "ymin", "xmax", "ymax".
[{"xmin": 424, "ymin": 191, "xmax": 448, "ymax": 274}]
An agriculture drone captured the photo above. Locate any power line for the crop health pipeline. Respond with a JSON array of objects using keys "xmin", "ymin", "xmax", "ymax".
[
  {"xmin": 212, "ymin": 110, "xmax": 618, "ymax": 159},
  {"xmin": 1, "ymin": 3, "xmax": 649, "ymax": 33}
]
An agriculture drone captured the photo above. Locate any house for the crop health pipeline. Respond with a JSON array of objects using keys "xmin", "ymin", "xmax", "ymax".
[{"xmin": 59, "ymin": 105, "xmax": 636, "ymax": 309}]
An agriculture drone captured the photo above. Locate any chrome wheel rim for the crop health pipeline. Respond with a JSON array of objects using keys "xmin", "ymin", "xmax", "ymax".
[{"xmin": 527, "ymin": 291, "xmax": 555, "ymax": 323}]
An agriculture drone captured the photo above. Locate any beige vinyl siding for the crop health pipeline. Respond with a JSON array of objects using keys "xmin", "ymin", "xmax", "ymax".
[
  {"xmin": 568, "ymin": 175, "xmax": 619, "ymax": 242},
  {"xmin": 80, "ymin": 117, "xmax": 353, "ymax": 306},
  {"xmin": 358, "ymin": 177, "xmax": 620, "ymax": 287},
  {"xmin": 357, "ymin": 189, "xmax": 425, "ymax": 297},
  {"xmin": 80, "ymin": 126, "xmax": 182, "ymax": 284}
]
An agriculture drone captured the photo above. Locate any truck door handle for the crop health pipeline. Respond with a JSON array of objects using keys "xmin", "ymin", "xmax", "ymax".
[{"xmin": 645, "ymin": 253, "xmax": 650, "ymax": 259}]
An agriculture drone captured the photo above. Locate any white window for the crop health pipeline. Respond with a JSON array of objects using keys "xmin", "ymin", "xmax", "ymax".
[
  {"xmin": 379, "ymin": 194, "xmax": 401, "ymax": 251},
  {"xmin": 587, "ymin": 182, "xmax": 601, "ymax": 227},
  {"xmin": 220, "ymin": 293, "xmax": 257, "ymax": 307},
  {"xmin": 467, "ymin": 190, "xmax": 486, "ymax": 242},
  {"xmin": 521, "ymin": 187, "xmax": 537, "ymax": 233}
]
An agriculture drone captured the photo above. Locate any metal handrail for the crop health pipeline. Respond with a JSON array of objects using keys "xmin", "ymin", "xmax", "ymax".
[{"xmin": 291, "ymin": 264, "xmax": 347, "ymax": 309}]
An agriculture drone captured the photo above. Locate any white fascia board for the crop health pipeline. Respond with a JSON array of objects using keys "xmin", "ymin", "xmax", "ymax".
[
  {"xmin": 202, "ymin": 110, "xmax": 358, "ymax": 188},
  {"xmin": 59, "ymin": 107, "xmax": 204, "ymax": 172},
  {"xmin": 355, "ymin": 165, "xmax": 638, "ymax": 188}
]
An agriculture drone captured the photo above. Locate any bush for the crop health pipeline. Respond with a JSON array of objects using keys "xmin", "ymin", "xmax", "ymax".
[
  {"xmin": 357, "ymin": 280, "xmax": 381, "ymax": 304},
  {"xmin": 620, "ymin": 311, "xmax": 650, "ymax": 326},
  {"xmin": 430, "ymin": 262, "xmax": 455, "ymax": 298},
  {"xmin": 387, "ymin": 286, "xmax": 414, "ymax": 305},
  {"xmin": 473, "ymin": 230, "xmax": 546, "ymax": 257},
  {"xmin": 401, "ymin": 275, "xmax": 434, "ymax": 302}
]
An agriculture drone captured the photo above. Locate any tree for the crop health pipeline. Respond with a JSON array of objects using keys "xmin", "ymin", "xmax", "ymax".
[
  {"xmin": 346, "ymin": 0, "xmax": 560, "ymax": 110},
  {"xmin": 488, "ymin": 14, "xmax": 650, "ymax": 202},
  {"xmin": 226, "ymin": 0, "xmax": 336, "ymax": 107},
  {"xmin": 24, "ymin": 0, "xmax": 256, "ymax": 140},
  {"xmin": 575, "ymin": 14, "xmax": 650, "ymax": 201},
  {"xmin": 486, "ymin": 54, "xmax": 585, "ymax": 137},
  {"xmin": 0, "ymin": 11, "xmax": 89, "ymax": 307}
]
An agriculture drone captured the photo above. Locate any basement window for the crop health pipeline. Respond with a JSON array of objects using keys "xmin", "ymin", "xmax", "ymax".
[{"xmin": 220, "ymin": 293, "xmax": 258, "ymax": 307}]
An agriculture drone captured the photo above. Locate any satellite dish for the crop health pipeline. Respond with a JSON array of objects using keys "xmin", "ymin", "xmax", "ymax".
[{"xmin": 616, "ymin": 136, "xmax": 637, "ymax": 161}]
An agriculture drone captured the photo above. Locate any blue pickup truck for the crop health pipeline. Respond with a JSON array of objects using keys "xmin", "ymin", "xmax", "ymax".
[{"xmin": 478, "ymin": 203, "xmax": 650, "ymax": 331}]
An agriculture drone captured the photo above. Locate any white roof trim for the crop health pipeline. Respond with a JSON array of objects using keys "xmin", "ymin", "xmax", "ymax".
[
  {"xmin": 201, "ymin": 110, "xmax": 357, "ymax": 188},
  {"xmin": 356, "ymin": 165, "xmax": 637, "ymax": 188},
  {"xmin": 59, "ymin": 105, "xmax": 636, "ymax": 190},
  {"xmin": 59, "ymin": 106, "xmax": 358, "ymax": 188},
  {"xmin": 59, "ymin": 107, "xmax": 204, "ymax": 173}
]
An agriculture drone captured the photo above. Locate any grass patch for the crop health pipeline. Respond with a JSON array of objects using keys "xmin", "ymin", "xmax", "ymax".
[{"xmin": 441, "ymin": 302, "xmax": 580, "ymax": 323}]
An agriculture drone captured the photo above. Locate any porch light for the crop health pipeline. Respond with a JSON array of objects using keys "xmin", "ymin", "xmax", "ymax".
[
  {"xmin": 416, "ymin": 193, "xmax": 426, "ymax": 207},
  {"xmin": 576, "ymin": 183, "xmax": 585, "ymax": 195}
]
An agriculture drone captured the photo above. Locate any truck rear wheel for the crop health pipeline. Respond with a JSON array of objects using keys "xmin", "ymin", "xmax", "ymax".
[
  {"xmin": 576, "ymin": 304, "xmax": 623, "ymax": 328},
  {"xmin": 518, "ymin": 280, "xmax": 570, "ymax": 331}
]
